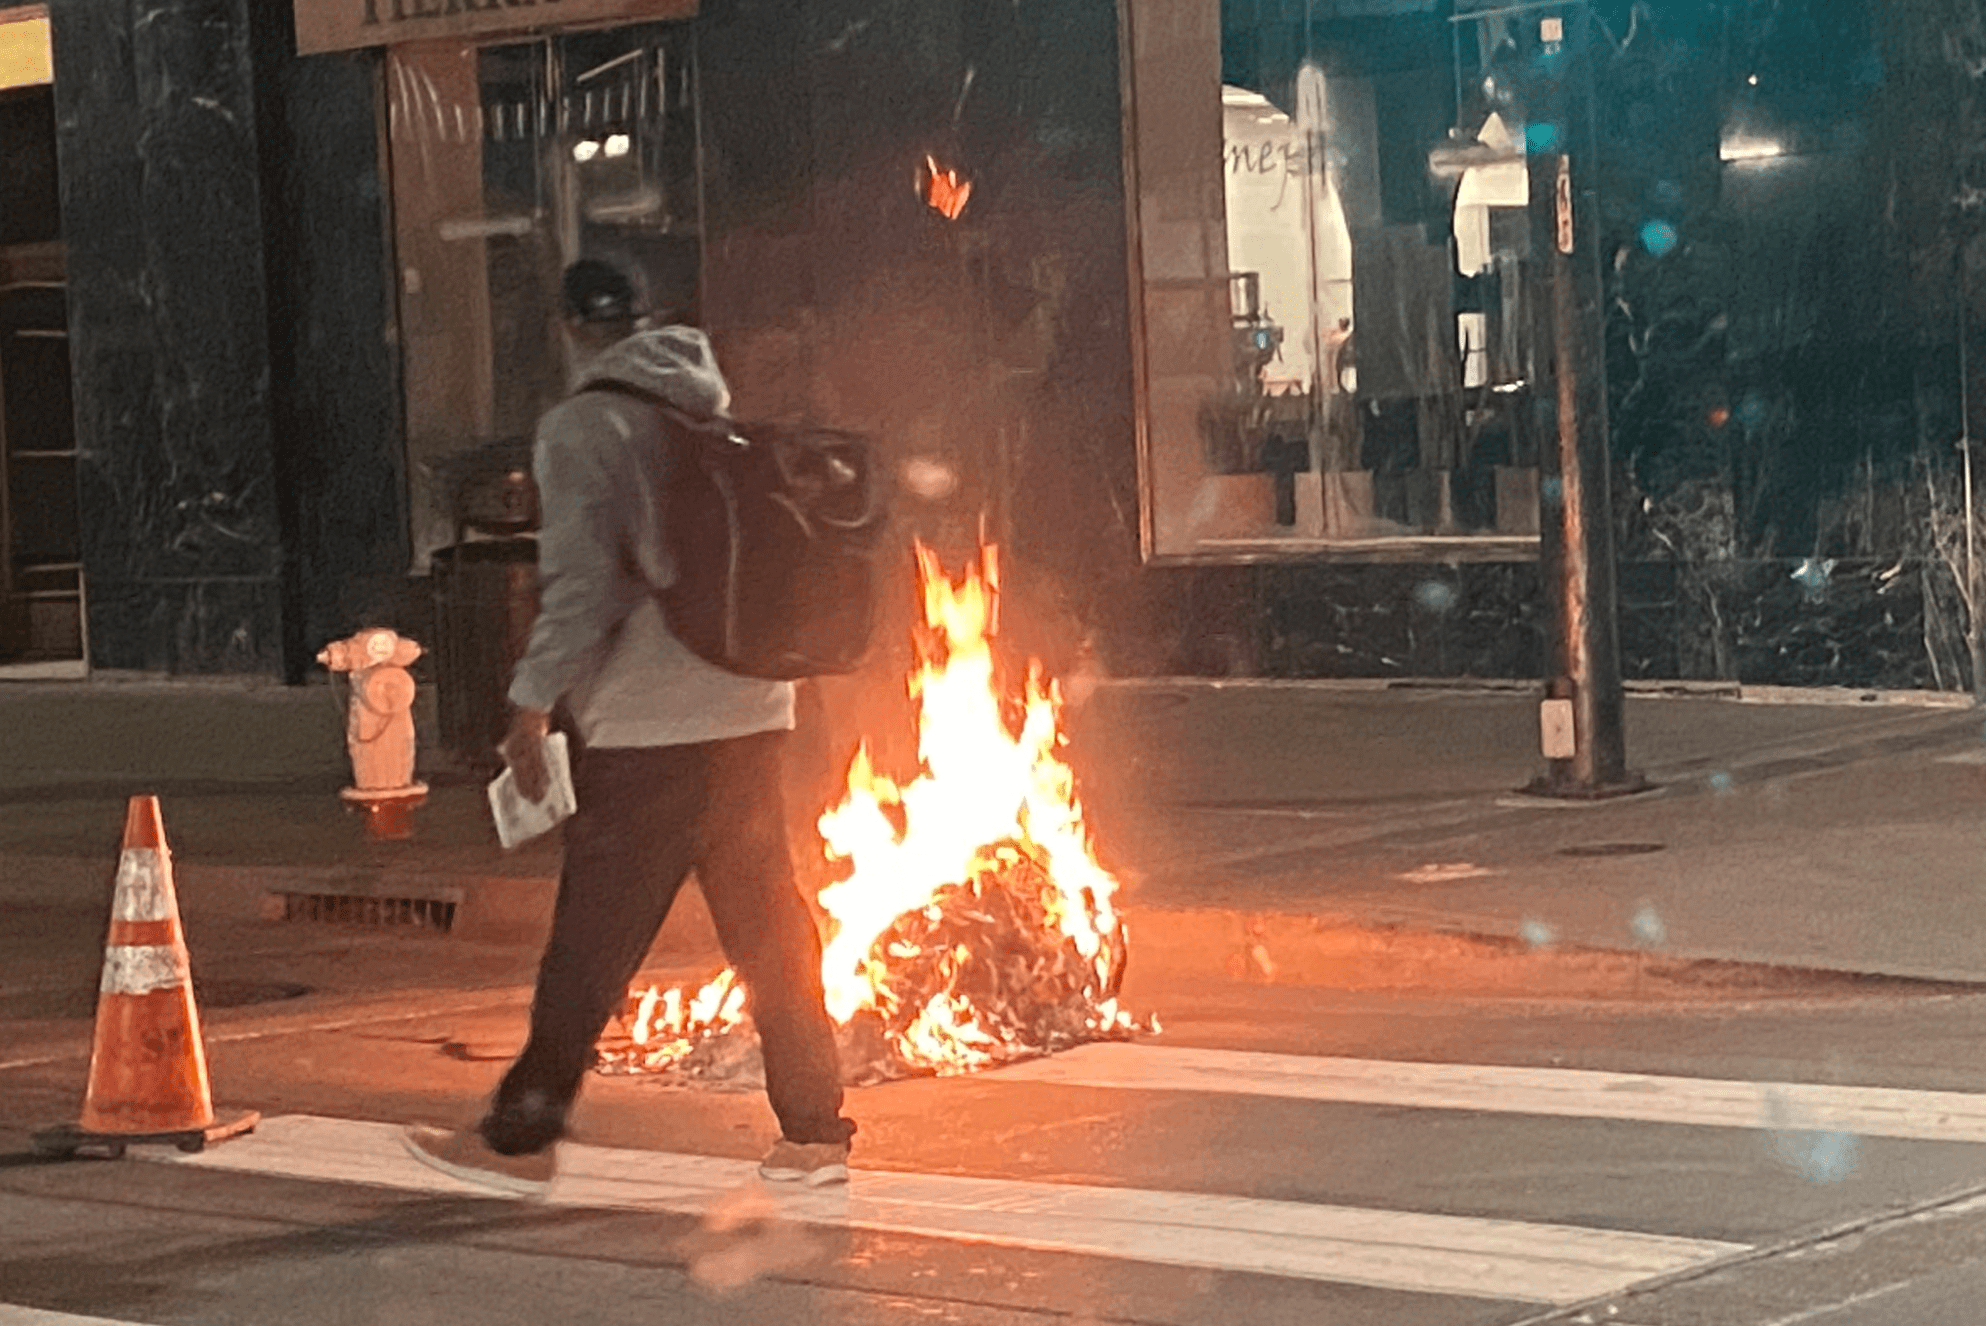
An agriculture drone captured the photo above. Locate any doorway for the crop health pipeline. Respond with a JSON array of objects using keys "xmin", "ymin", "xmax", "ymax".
[{"xmin": 0, "ymin": 6, "xmax": 82, "ymax": 676}]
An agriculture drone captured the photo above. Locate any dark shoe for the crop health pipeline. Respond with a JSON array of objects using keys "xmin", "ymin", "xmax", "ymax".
[
  {"xmin": 404, "ymin": 1125, "xmax": 555, "ymax": 1197},
  {"xmin": 758, "ymin": 1139, "xmax": 851, "ymax": 1186}
]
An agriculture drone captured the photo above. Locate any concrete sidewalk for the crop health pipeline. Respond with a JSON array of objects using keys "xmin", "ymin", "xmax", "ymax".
[
  {"xmin": 2, "ymin": 676, "xmax": 1984, "ymax": 993},
  {"xmin": 1072, "ymin": 681, "xmax": 1986, "ymax": 982}
]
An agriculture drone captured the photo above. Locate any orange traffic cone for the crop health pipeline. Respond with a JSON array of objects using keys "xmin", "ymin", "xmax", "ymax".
[{"xmin": 34, "ymin": 796, "xmax": 258, "ymax": 1159}]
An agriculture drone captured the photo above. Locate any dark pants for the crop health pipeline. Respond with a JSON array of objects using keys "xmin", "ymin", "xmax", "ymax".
[{"xmin": 482, "ymin": 730, "xmax": 854, "ymax": 1151}]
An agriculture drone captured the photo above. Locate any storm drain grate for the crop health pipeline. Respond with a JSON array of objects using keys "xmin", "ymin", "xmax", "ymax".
[{"xmin": 269, "ymin": 891, "xmax": 458, "ymax": 932}]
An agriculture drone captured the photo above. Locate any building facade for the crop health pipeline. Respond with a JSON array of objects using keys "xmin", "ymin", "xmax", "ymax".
[{"xmin": 0, "ymin": 0, "xmax": 1979, "ymax": 694}]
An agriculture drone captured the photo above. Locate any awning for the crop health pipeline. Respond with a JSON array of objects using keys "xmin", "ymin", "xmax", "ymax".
[{"xmin": 297, "ymin": 0, "xmax": 699, "ymax": 57}]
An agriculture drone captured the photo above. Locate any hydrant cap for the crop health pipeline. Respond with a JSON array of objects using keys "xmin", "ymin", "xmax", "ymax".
[{"xmin": 318, "ymin": 628, "xmax": 422, "ymax": 672}]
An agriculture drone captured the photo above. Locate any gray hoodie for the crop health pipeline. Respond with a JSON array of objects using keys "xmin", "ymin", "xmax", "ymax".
[{"xmin": 506, "ymin": 326, "xmax": 795, "ymax": 748}]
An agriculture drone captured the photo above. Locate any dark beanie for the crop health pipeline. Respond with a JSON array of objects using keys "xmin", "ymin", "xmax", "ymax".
[{"xmin": 562, "ymin": 259, "xmax": 637, "ymax": 325}]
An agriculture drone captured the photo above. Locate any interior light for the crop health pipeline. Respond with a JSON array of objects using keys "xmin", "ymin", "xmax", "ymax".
[
  {"xmin": 0, "ymin": 12, "xmax": 52, "ymax": 93},
  {"xmin": 1720, "ymin": 138, "xmax": 1783, "ymax": 162}
]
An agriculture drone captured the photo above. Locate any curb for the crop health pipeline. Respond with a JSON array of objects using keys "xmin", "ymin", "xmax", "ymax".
[
  {"xmin": 12, "ymin": 854, "xmax": 1986, "ymax": 1004},
  {"xmin": 1098, "ymin": 676, "xmax": 1980, "ymax": 709},
  {"xmin": 1120, "ymin": 907, "xmax": 1986, "ymax": 1002}
]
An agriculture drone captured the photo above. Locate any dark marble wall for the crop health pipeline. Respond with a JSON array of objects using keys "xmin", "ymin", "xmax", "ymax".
[
  {"xmin": 1113, "ymin": 555, "xmax": 1946, "ymax": 692},
  {"xmin": 50, "ymin": 0, "xmax": 285, "ymax": 673},
  {"xmin": 1198, "ymin": 562, "xmax": 1547, "ymax": 682},
  {"xmin": 42, "ymin": 0, "xmax": 405, "ymax": 678},
  {"xmin": 686, "ymin": 0, "xmax": 1962, "ymax": 696},
  {"xmin": 45, "ymin": 0, "xmax": 1139, "ymax": 681},
  {"xmin": 245, "ymin": 6, "xmax": 410, "ymax": 681},
  {"xmin": 34, "ymin": 0, "xmax": 1961, "ymax": 690},
  {"xmin": 964, "ymin": 0, "xmax": 1146, "ymax": 641},
  {"xmin": 697, "ymin": 0, "xmax": 1142, "ymax": 684}
]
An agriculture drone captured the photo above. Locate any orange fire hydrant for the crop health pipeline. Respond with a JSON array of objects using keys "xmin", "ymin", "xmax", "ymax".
[{"xmin": 317, "ymin": 627, "xmax": 428, "ymax": 840}]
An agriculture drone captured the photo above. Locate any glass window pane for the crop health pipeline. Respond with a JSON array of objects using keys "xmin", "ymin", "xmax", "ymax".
[
  {"xmin": 388, "ymin": 22, "xmax": 699, "ymax": 565},
  {"xmin": 1125, "ymin": 0, "xmax": 1542, "ymax": 556}
]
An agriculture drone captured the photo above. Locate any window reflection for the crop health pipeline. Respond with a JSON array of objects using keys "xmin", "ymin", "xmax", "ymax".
[
  {"xmin": 1125, "ymin": 1, "xmax": 1551, "ymax": 555},
  {"xmin": 388, "ymin": 22, "xmax": 699, "ymax": 566}
]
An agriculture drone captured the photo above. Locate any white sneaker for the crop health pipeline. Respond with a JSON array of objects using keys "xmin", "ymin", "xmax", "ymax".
[
  {"xmin": 758, "ymin": 1139, "xmax": 851, "ymax": 1186},
  {"xmin": 404, "ymin": 1125, "xmax": 555, "ymax": 1198}
]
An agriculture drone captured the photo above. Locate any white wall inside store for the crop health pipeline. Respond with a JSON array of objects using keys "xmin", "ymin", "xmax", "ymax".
[{"xmin": 1220, "ymin": 76, "xmax": 1355, "ymax": 398}]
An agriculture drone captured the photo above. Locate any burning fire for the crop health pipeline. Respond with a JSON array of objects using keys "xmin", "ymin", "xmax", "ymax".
[
  {"xmin": 598, "ymin": 542, "xmax": 1142, "ymax": 1083},
  {"xmin": 920, "ymin": 154, "xmax": 972, "ymax": 221}
]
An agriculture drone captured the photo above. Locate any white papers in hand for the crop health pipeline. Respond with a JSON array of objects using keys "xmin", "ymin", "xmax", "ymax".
[{"xmin": 487, "ymin": 731, "xmax": 576, "ymax": 849}]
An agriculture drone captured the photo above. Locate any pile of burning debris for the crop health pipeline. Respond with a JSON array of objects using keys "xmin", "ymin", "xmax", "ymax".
[{"xmin": 593, "ymin": 543, "xmax": 1146, "ymax": 1088}]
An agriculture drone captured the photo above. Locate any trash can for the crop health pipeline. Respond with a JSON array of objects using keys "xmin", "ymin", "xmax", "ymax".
[
  {"xmin": 431, "ymin": 538, "xmax": 538, "ymax": 769},
  {"xmin": 430, "ymin": 437, "xmax": 541, "ymax": 768}
]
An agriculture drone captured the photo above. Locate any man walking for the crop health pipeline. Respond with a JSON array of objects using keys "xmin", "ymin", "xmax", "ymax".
[{"xmin": 406, "ymin": 260, "xmax": 855, "ymax": 1195}]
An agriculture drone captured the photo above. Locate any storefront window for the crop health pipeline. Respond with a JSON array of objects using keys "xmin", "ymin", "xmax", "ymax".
[
  {"xmin": 386, "ymin": 21, "xmax": 699, "ymax": 563},
  {"xmin": 1120, "ymin": 0, "xmax": 1540, "ymax": 560}
]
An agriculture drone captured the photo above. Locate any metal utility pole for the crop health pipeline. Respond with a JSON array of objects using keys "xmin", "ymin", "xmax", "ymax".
[{"xmin": 1522, "ymin": 6, "xmax": 1644, "ymax": 798}]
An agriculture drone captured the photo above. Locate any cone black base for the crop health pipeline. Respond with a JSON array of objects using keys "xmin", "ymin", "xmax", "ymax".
[{"xmin": 32, "ymin": 1108, "xmax": 260, "ymax": 1160}]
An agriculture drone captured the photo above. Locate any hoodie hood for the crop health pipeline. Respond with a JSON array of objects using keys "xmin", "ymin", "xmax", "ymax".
[{"xmin": 576, "ymin": 325, "xmax": 732, "ymax": 420}]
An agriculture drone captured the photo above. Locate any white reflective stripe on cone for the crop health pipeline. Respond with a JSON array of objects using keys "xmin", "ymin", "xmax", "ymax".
[
  {"xmin": 100, "ymin": 943, "xmax": 190, "ymax": 996},
  {"xmin": 110, "ymin": 849, "xmax": 172, "ymax": 922}
]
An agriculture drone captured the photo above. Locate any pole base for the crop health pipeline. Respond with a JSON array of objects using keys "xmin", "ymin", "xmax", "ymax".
[
  {"xmin": 1518, "ymin": 771, "xmax": 1655, "ymax": 802},
  {"xmin": 32, "ymin": 1109, "xmax": 261, "ymax": 1160}
]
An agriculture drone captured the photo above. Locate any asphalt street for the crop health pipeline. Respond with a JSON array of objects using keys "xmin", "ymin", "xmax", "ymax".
[
  {"xmin": 8, "ymin": 680, "xmax": 1986, "ymax": 1323},
  {"xmin": 10, "ymin": 938, "xmax": 1986, "ymax": 1324}
]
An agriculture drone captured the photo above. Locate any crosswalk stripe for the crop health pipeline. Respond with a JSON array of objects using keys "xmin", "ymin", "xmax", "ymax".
[
  {"xmin": 156, "ymin": 1113, "xmax": 1745, "ymax": 1305},
  {"xmin": 991, "ymin": 1044, "xmax": 1986, "ymax": 1143},
  {"xmin": 0, "ymin": 1307, "xmax": 145, "ymax": 1326}
]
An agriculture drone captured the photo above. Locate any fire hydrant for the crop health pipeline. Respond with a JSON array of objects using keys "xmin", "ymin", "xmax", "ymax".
[{"xmin": 317, "ymin": 627, "xmax": 428, "ymax": 841}]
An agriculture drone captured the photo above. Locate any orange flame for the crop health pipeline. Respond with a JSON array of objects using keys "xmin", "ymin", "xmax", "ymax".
[
  {"xmin": 611, "ymin": 541, "xmax": 1135, "ymax": 1078},
  {"xmin": 920, "ymin": 154, "xmax": 972, "ymax": 221},
  {"xmin": 815, "ymin": 543, "xmax": 1128, "ymax": 1071},
  {"xmin": 625, "ymin": 968, "xmax": 747, "ymax": 1063}
]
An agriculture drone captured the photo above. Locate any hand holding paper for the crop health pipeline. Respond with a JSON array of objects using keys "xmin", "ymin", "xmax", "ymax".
[
  {"xmin": 487, "ymin": 732, "xmax": 576, "ymax": 849},
  {"xmin": 499, "ymin": 706, "xmax": 554, "ymax": 802}
]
